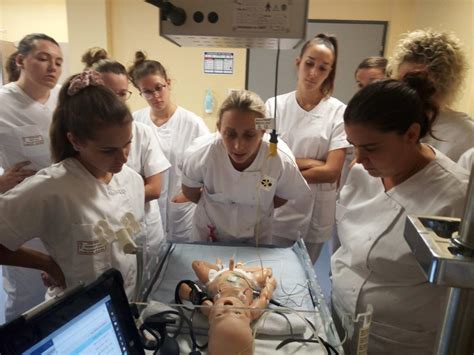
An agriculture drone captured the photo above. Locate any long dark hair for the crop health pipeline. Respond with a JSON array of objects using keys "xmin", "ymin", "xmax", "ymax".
[{"xmin": 344, "ymin": 72, "xmax": 438, "ymax": 140}]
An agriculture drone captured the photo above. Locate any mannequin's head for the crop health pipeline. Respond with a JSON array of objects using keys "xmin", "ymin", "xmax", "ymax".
[{"xmin": 208, "ymin": 297, "xmax": 253, "ymax": 355}]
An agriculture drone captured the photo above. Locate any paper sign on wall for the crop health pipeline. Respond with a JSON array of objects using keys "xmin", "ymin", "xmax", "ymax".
[{"xmin": 204, "ymin": 52, "xmax": 234, "ymax": 74}]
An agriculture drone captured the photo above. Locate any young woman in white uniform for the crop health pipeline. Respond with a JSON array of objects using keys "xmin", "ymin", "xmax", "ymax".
[
  {"xmin": 0, "ymin": 34, "xmax": 62, "ymax": 322},
  {"xmin": 390, "ymin": 29, "xmax": 473, "ymax": 162},
  {"xmin": 0, "ymin": 70, "xmax": 145, "ymax": 301},
  {"xmin": 182, "ymin": 90, "xmax": 309, "ymax": 244},
  {"xmin": 129, "ymin": 52, "xmax": 209, "ymax": 242},
  {"xmin": 331, "ymin": 74, "xmax": 469, "ymax": 353},
  {"xmin": 82, "ymin": 48, "xmax": 171, "ymax": 272},
  {"xmin": 266, "ymin": 34, "xmax": 350, "ymax": 261}
]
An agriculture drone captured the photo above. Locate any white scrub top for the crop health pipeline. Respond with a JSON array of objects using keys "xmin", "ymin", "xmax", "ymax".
[
  {"xmin": 266, "ymin": 92, "xmax": 350, "ymax": 243},
  {"xmin": 181, "ymin": 132, "xmax": 310, "ymax": 244},
  {"xmin": 422, "ymin": 108, "xmax": 474, "ymax": 161},
  {"xmin": 331, "ymin": 148, "xmax": 468, "ymax": 353},
  {"xmin": 0, "ymin": 82, "xmax": 60, "ymax": 171},
  {"xmin": 0, "ymin": 158, "xmax": 145, "ymax": 299},
  {"xmin": 126, "ymin": 121, "xmax": 170, "ymax": 270},
  {"xmin": 133, "ymin": 106, "xmax": 209, "ymax": 241},
  {"xmin": 0, "ymin": 82, "xmax": 60, "ymax": 321}
]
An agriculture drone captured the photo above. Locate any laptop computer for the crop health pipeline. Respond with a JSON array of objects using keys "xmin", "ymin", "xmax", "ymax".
[{"xmin": 0, "ymin": 269, "xmax": 144, "ymax": 355}]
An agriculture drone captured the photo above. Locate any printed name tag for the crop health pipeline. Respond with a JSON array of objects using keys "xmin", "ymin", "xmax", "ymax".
[
  {"xmin": 77, "ymin": 240, "xmax": 106, "ymax": 255},
  {"xmin": 255, "ymin": 117, "xmax": 274, "ymax": 130},
  {"xmin": 22, "ymin": 135, "xmax": 44, "ymax": 147}
]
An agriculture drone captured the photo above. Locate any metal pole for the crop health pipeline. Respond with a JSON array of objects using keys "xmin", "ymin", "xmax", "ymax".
[
  {"xmin": 435, "ymin": 288, "xmax": 474, "ymax": 354},
  {"xmin": 457, "ymin": 165, "xmax": 474, "ymax": 249}
]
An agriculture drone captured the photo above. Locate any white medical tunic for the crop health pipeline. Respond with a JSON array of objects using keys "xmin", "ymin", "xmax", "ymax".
[
  {"xmin": 126, "ymin": 121, "xmax": 170, "ymax": 269},
  {"xmin": 0, "ymin": 158, "xmax": 145, "ymax": 299},
  {"xmin": 0, "ymin": 82, "xmax": 60, "ymax": 170},
  {"xmin": 0, "ymin": 82, "xmax": 60, "ymax": 321},
  {"xmin": 331, "ymin": 149, "xmax": 468, "ymax": 353},
  {"xmin": 133, "ymin": 106, "xmax": 209, "ymax": 241},
  {"xmin": 266, "ymin": 92, "xmax": 350, "ymax": 243},
  {"xmin": 422, "ymin": 108, "xmax": 474, "ymax": 161},
  {"xmin": 181, "ymin": 132, "xmax": 310, "ymax": 244}
]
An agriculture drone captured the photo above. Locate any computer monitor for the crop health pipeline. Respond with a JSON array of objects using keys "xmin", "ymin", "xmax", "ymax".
[{"xmin": 0, "ymin": 269, "xmax": 144, "ymax": 355}]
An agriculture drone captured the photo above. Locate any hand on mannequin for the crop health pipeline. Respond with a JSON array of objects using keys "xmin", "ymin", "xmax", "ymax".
[{"xmin": 0, "ymin": 161, "xmax": 36, "ymax": 193}]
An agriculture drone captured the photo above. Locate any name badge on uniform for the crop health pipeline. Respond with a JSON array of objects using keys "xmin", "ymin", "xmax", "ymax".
[
  {"xmin": 13, "ymin": 125, "xmax": 49, "ymax": 157},
  {"xmin": 259, "ymin": 175, "xmax": 275, "ymax": 192}
]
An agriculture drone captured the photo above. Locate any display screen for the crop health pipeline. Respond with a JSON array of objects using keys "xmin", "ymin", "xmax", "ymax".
[{"xmin": 23, "ymin": 295, "xmax": 128, "ymax": 355}]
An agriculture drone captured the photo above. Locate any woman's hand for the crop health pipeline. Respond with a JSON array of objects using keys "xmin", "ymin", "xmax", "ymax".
[
  {"xmin": 172, "ymin": 192, "xmax": 190, "ymax": 203},
  {"xmin": 43, "ymin": 256, "xmax": 66, "ymax": 289},
  {"xmin": 0, "ymin": 161, "xmax": 36, "ymax": 193}
]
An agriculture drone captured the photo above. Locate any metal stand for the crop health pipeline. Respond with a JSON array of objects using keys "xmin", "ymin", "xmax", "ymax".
[{"xmin": 405, "ymin": 166, "xmax": 474, "ymax": 355}]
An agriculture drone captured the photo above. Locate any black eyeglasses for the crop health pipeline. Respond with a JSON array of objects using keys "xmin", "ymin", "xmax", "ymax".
[
  {"xmin": 116, "ymin": 90, "xmax": 132, "ymax": 101},
  {"xmin": 140, "ymin": 84, "xmax": 167, "ymax": 99}
]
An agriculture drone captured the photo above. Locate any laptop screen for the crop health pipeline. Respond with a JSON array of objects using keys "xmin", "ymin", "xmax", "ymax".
[
  {"xmin": 0, "ymin": 269, "xmax": 144, "ymax": 355},
  {"xmin": 23, "ymin": 295, "xmax": 126, "ymax": 355}
]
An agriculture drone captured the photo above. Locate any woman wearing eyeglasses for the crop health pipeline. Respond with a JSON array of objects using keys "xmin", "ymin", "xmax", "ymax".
[
  {"xmin": 82, "ymin": 48, "xmax": 171, "ymax": 270},
  {"xmin": 128, "ymin": 51, "xmax": 209, "ymax": 242}
]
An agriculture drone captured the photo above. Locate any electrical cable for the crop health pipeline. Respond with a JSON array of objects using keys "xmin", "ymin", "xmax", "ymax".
[{"xmin": 269, "ymin": 40, "xmax": 281, "ymax": 157}]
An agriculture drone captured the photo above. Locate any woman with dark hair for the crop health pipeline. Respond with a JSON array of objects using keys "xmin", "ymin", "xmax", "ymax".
[
  {"xmin": 0, "ymin": 70, "xmax": 145, "ymax": 301},
  {"xmin": 129, "ymin": 51, "xmax": 209, "ymax": 242},
  {"xmin": 354, "ymin": 56, "xmax": 388, "ymax": 89},
  {"xmin": 82, "ymin": 47, "xmax": 170, "ymax": 272},
  {"xmin": 0, "ymin": 33, "xmax": 62, "ymax": 321},
  {"xmin": 266, "ymin": 34, "xmax": 350, "ymax": 262},
  {"xmin": 5, "ymin": 51, "xmax": 21, "ymax": 83},
  {"xmin": 331, "ymin": 73, "xmax": 468, "ymax": 353}
]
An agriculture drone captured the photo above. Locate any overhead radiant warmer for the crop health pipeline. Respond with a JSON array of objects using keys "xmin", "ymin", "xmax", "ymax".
[{"xmin": 146, "ymin": 0, "xmax": 309, "ymax": 49}]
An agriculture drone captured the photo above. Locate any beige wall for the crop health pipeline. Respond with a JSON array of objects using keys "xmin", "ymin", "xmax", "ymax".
[
  {"xmin": 65, "ymin": 0, "xmax": 108, "ymax": 74},
  {"xmin": 0, "ymin": 0, "xmax": 68, "ymax": 42},
  {"xmin": 0, "ymin": 0, "xmax": 473, "ymax": 118},
  {"xmin": 412, "ymin": 0, "xmax": 474, "ymax": 120}
]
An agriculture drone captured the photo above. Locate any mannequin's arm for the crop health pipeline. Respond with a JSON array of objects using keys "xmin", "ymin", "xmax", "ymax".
[{"xmin": 192, "ymin": 260, "xmax": 220, "ymax": 284}]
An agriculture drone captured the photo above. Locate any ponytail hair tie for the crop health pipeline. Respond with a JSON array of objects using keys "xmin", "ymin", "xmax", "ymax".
[{"xmin": 67, "ymin": 69, "xmax": 104, "ymax": 96}]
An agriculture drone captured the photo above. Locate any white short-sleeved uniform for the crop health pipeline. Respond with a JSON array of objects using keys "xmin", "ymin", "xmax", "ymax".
[
  {"xmin": 0, "ymin": 158, "xmax": 145, "ymax": 299},
  {"xmin": 0, "ymin": 82, "xmax": 60, "ymax": 321},
  {"xmin": 126, "ymin": 121, "xmax": 170, "ymax": 268},
  {"xmin": 181, "ymin": 132, "xmax": 310, "ymax": 244},
  {"xmin": 422, "ymin": 108, "xmax": 474, "ymax": 161},
  {"xmin": 266, "ymin": 92, "xmax": 350, "ymax": 243},
  {"xmin": 133, "ymin": 106, "xmax": 209, "ymax": 241},
  {"xmin": 457, "ymin": 147, "xmax": 474, "ymax": 172},
  {"xmin": 331, "ymin": 149, "xmax": 468, "ymax": 353}
]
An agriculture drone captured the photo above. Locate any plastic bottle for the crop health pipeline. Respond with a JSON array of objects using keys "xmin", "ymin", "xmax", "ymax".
[{"xmin": 204, "ymin": 89, "xmax": 214, "ymax": 114}]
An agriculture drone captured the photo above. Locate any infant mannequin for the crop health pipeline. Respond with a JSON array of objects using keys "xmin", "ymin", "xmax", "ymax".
[{"xmin": 179, "ymin": 258, "xmax": 277, "ymax": 355}]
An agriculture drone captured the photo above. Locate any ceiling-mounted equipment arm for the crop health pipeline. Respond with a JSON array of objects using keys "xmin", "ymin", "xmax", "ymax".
[{"xmin": 145, "ymin": 0, "xmax": 186, "ymax": 26}]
